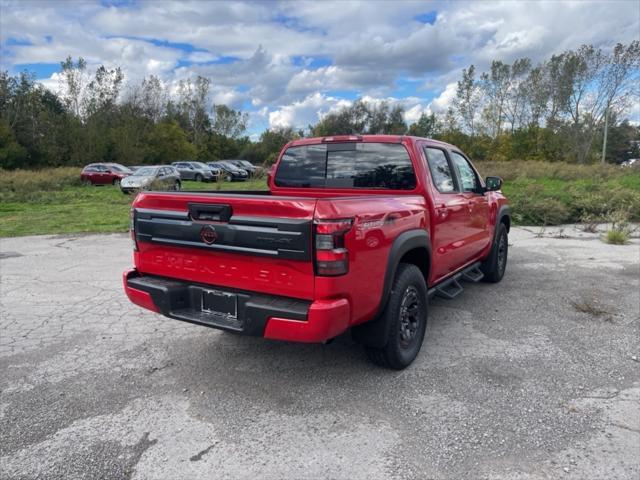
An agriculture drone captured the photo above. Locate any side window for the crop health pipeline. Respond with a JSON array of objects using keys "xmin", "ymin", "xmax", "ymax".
[
  {"xmin": 450, "ymin": 151, "xmax": 479, "ymax": 193},
  {"xmin": 425, "ymin": 147, "xmax": 455, "ymax": 193}
]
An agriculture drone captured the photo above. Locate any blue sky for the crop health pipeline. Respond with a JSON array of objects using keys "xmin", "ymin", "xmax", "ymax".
[{"xmin": 1, "ymin": 0, "xmax": 638, "ymax": 135}]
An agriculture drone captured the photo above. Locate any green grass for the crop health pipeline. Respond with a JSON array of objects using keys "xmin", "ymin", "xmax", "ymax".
[
  {"xmin": 0, "ymin": 178, "xmax": 268, "ymax": 237},
  {"xmin": 1, "ymin": 163, "xmax": 639, "ymax": 236}
]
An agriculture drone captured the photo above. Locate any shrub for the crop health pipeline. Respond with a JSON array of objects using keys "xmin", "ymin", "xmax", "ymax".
[
  {"xmin": 602, "ymin": 210, "xmax": 633, "ymax": 245},
  {"xmin": 604, "ymin": 230, "xmax": 629, "ymax": 245},
  {"xmin": 515, "ymin": 197, "xmax": 572, "ymax": 226},
  {"xmin": 475, "ymin": 160, "xmax": 626, "ymax": 182}
]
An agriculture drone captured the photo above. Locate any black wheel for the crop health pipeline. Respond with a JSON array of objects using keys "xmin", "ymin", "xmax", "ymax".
[
  {"xmin": 112, "ymin": 178, "xmax": 121, "ymax": 187},
  {"xmin": 364, "ymin": 263, "xmax": 428, "ymax": 370},
  {"xmin": 82, "ymin": 178, "xmax": 92, "ymax": 186},
  {"xmin": 195, "ymin": 173, "xmax": 203, "ymax": 182},
  {"xmin": 481, "ymin": 222, "xmax": 508, "ymax": 283},
  {"xmin": 174, "ymin": 181, "xmax": 181, "ymax": 191}
]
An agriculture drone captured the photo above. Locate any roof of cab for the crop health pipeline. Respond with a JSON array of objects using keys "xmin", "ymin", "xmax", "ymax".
[{"xmin": 287, "ymin": 134, "xmax": 457, "ymax": 150}]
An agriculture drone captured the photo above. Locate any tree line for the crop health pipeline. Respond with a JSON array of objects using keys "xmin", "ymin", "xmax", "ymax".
[
  {"xmin": 1, "ymin": 41, "xmax": 638, "ymax": 170},
  {"xmin": 313, "ymin": 42, "xmax": 640, "ymax": 164},
  {"xmin": 0, "ymin": 58, "xmax": 300, "ymax": 170}
]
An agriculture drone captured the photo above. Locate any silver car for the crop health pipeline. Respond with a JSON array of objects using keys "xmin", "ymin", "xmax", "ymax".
[
  {"xmin": 120, "ymin": 166, "xmax": 181, "ymax": 194},
  {"xmin": 171, "ymin": 161, "xmax": 217, "ymax": 182}
]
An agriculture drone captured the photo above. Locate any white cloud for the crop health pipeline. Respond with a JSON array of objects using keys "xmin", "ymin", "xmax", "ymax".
[
  {"xmin": 404, "ymin": 104, "xmax": 428, "ymax": 124},
  {"xmin": 268, "ymin": 93, "xmax": 433, "ymax": 129},
  {"xmin": 186, "ymin": 51, "xmax": 219, "ymax": 64},
  {"xmin": 2, "ymin": 0, "xmax": 638, "ymax": 132},
  {"xmin": 268, "ymin": 92, "xmax": 346, "ymax": 130},
  {"xmin": 429, "ymin": 82, "xmax": 457, "ymax": 113},
  {"xmin": 287, "ymin": 66, "xmax": 396, "ymax": 95}
]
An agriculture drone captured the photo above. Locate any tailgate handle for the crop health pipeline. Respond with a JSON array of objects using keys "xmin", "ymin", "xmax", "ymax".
[{"xmin": 188, "ymin": 203, "xmax": 232, "ymax": 222}]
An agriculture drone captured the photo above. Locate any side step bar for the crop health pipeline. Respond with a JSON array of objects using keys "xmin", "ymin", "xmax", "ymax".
[{"xmin": 428, "ymin": 262, "xmax": 484, "ymax": 300}]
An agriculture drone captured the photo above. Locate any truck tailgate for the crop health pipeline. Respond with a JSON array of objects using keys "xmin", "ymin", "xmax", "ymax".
[{"xmin": 132, "ymin": 191, "xmax": 317, "ymax": 300}]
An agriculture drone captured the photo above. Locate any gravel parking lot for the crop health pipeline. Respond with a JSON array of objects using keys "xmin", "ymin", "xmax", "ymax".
[{"xmin": 1, "ymin": 226, "xmax": 638, "ymax": 480}]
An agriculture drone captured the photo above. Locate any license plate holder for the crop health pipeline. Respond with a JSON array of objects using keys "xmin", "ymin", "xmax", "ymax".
[{"xmin": 201, "ymin": 289, "xmax": 237, "ymax": 318}]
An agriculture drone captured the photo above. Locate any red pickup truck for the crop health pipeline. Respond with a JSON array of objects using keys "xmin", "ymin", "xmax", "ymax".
[{"xmin": 123, "ymin": 135, "xmax": 510, "ymax": 369}]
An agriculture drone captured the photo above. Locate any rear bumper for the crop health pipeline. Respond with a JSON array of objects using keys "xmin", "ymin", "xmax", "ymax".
[{"xmin": 123, "ymin": 269, "xmax": 350, "ymax": 343}]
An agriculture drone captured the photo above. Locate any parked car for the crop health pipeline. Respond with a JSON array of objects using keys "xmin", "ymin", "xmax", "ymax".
[
  {"xmin": 226, "ymin": 159, "xmax": 263, "ymax": 177},
  {"xmin": 129, "ymin": 165, "xmax": 146, "ymax": 172},
  {"xmin": 208, "ymin": 161, "xmax": 248, "ymax": 181},
  {"xmin": 124, "ymin": 135, "xmax": 510, "ymax": 369},
  {"xmin": 171, "ymin": 161, "xmax": 217, "ymax": 182},
  {"xmin": 80, "ymin": 163, "xmax": 133, "ymax": 186},
  {"xmin": 207, "ymin": 165, "xmax": 222, "ymax": 179},
  {"xmin": 120, "ymin": 166, "xmax": 181, "ymax": 194}
]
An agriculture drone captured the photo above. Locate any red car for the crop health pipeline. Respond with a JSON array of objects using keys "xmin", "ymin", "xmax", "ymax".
[
  {"xmin": 80, "ymin": 163, "xmax": 133, "ymax": 186},
  {"xmin": 123, "ymin": 135, "xmax": 510, "ymax": 369}
]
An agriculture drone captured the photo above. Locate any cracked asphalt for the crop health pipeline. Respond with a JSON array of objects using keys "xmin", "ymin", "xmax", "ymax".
[{"xmin": 1, "ymin": 226, "xmax": 639, "ymax": 480}]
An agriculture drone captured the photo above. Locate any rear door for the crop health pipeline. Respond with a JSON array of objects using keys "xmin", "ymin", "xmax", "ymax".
[
  {"xmin": 133, "ymin": 192, "xmax": 318, "ymax": 300},
  {"xmin": 449, "ymin": 151, "xmax": 491, "ymax": 263},
  {"xmin": 423, "ymin": 146, "xmax": 471, "ymax": 281}
]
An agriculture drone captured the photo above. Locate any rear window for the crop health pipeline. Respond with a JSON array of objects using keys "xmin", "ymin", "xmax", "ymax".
[
  {"xmin": 135, "ymin": 167, "xmax": 158, "ymax": 176},
  {"xmin": 275, "ymin": 143, "xmax": 416, "ymax": 189}
]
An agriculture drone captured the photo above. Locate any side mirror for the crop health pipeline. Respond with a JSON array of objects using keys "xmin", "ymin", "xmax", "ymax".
[{"xmin": 485, "ymin": 176, "xmax": 503, "ymax": 192}]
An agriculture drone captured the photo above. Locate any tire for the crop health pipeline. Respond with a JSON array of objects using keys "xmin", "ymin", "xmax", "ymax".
[
  {"xmin": 195, "ymin": 173, "xmax": 203, "ymax": 182},
  {"xmin": 364, "ymin": 263, "xmax": 428, "ymax": 370},
  {"xmin": 112, "ymin": 178, "xmax": 120, "ymax": 187},
  {"xmin": 174, "ymin": 181, "xmax": 181, "ymax": 191},
  {"xmin": 481, "ymin": 222, "xmax": 508, "ymax": 283},
  {"xmin": 82, "ymin": 179, "xmax": 92, "ymax": 186},
  {"xmin": 226, "ymin": 175, "xmax": 232, "ymax": 182}
]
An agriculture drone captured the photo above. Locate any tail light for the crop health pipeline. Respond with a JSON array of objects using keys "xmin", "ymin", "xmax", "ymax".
[
  {"xmin": 314, "ymin": 219, "xmax": 353, "ymax": 276},
  {"xmin": 130, "ymin": 208, "xmax": 138, "ymax": 251}
]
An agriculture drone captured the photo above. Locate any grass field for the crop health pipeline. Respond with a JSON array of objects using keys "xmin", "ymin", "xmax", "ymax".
[
  {"xmin": 1, "ymin": 164, "xmax": 638, "ymax": 237},
  {"xmin": 0, "ymin": 174, "xmax": 268, "ymax": 237}
]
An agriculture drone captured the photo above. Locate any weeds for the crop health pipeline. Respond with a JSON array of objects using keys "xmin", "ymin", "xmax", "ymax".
[
  {"xmin": 0, "ymin": 167, "xmax": 81, "ymax": 198},
  {"xmin": 475, "ymin": 160, "xmax": 630, "ymax": 182},
  {"xmin": 570, "ymin": 298, "xmax": 612, "ymax": 319},
  {"xmin": 579, "ymin": 214, "xmax": 600, "ymax": 233},
  {"xmin": 604, "ymin": 230, "xmax": 629, "ymax": 244},
  {"xmin": 603, "ymin": 210, "xmax": 633, "ymax": 245}
]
